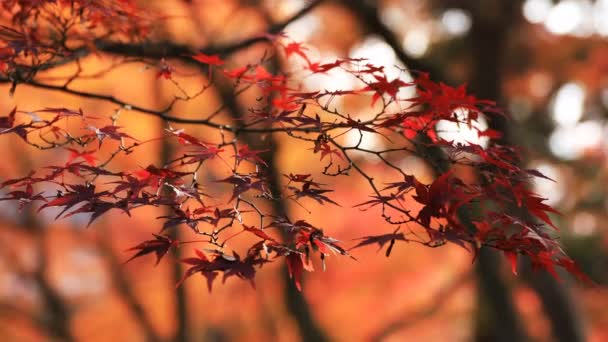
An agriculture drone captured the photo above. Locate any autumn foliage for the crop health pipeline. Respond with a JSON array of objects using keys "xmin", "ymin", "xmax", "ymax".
[{"xmin": 0, "ymin": 0, "xmax": 589, "ymax": 294}]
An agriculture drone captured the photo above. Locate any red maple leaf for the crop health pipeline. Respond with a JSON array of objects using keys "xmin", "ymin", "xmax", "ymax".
[
  {"xmin": 350, "ymin": 228, "xmax": 408, "ymax": 257},
  {"xmin": 223, "ymin": 65, "xmax": 249, "ymax": 79},
  {"xmin": 217, "ymin": 174, "xmax": 267, "ymax": 202},
  {"xmin": 125, "ymin": 234, "xmax": 178, "ymax": 265},
  {"xmin": 243, "ymin": 225, "xmax": 277, "ymax": 242},
  {"xmin": 235, "ymin": 145, "xmax": 268, "ymax": 166},
  {"xmin": 191, "ymin": 52, "xmax": 225, "ymax": 66},
  {"xmin": 286, "ymin": 253, "xmax": 309, "ymax": 291},
  {"xmin": 282, "ymin": 41, "xmax": 311, "ymax": 64},
  {"xmin": 362, "ymin": 74, "xmax": 411, "ymax": 106},
  {"xmin": 0, "ymin": 106, "xmax": 16, "ymax": 129},
  {"xmin": 66, "ymin": 148, "xmax": 97, "ymax": 166}
]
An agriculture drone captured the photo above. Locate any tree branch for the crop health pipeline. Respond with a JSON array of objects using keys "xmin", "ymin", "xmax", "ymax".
[{"xmin": 92, "ymin": 0, "xmax": 324, "ymax": 60}]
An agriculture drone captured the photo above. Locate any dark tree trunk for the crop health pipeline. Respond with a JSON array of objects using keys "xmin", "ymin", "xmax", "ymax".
[
  {"xmin": 466, "ymin": 1, "xmax": 584, "ymax": 341},
  {"xmin": 344, "ymin": 1, "xmax": 527, "ymax": 340},
  {"xmin": 215, "ymin": 77, "xmax": 330, "ymax": 342}
]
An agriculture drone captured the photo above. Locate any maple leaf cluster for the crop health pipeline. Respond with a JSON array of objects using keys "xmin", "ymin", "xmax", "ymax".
[
  {"xmin": 0, "ymin": 0, "xmax": 150, "ymax": 76},
  {"xmin": 0, "ymin": 2, "xmax": 591, "ymax": 292}
]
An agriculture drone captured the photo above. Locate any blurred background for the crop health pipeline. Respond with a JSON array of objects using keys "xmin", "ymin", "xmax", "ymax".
[{"xmin": 1, "ymin": 0, "xmax": 607, "ymax": 341}]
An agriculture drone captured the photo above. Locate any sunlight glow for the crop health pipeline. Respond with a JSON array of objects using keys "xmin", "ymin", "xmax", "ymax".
[
  {"xmin": 531, "ymin": 162, "xmax": 564, "ymax": 205},
  {"xmin": 402, "ymin": 29, "xmax": 430, "ymax": 58},
  {"xmin": 274, "ymin": 0, "xmax": 307, "ymax": 14},
  {"xmin": 56, "ymin": 249, "xmax": 107, "ymax": 297},
  {"xmin": 350, "ymin": 36, "xmax": 398, "ymax": 77},
  {"xmin": 552, "ymin": 82, "xmax": 586, "ymax": 127},
  {"xmin": 343, "ymin": 129, "xmax": 384, "ymax": 162},
  {"xmin": 544, "ymin": 0, "xmax": 589, "ymax": 35},
  {"xmin": 344, "ymin": 129, "xmax": 383, "ymax": 151},
  {"xmin": 380, "ymin": 6, "xmax": 407, "ymax": 32},
  {"xmin": 284, "ymin": 14, "xmax": 320, "ymax": 42},
  {"xmin": 440, "ymin": 9, "xmax": 472, "ymax": 36},
  {"xmin": 594, "ymin": 0, "xmax": 608, "ymax": 36},
  {"xmin": 300, "ymin": 53, "xmax": 357, "ymax": 109},
  {"xmin": 436, "ymin": 108, "xmax": 490, "ymax": 148},
  {"xmin": 1, "ymin": 272, "xmax": 39, "ymax": 303},
  {"xmin": 524, "ymin": 0, "xmax": 607, "ymax": 36},
  {"xmin": 549, "ymin": 120, "xmax": 603, "ymax": 160},
  {"xmin": 302, "ymin": 55, "xmax": 357, "ymax": 93},
  {"xmin": 350, "ymin": 36, "xmax": 417, "ymax": 104},
  {"xmin": 529, "ymin": 72, "xmax": 553, "ymax": 98},
  {"xmin": 571, "ymin": 211, "xmax": 598, "ymax": 236},
  {"xmin": 522, "ymin": 0, "xmax": 552, "ymax": 24}
]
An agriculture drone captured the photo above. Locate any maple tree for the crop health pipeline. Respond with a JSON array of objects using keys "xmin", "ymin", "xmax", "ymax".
[{"xmin": 0, "ymin": 0, "xmax": 590, "ymax": 302}]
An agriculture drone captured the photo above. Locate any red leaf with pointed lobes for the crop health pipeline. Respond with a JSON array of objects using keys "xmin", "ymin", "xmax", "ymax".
[
  {"xmin": 217, "ymin": 174, "xmax": 267, "ymax": 202},
  {"xmin": 88, "ymin": 125, "xmax": 137, "ymax": 146},
  {"xmin": 311, "ymin": 141, "xmax": 343, "ymax": 162},
  {"xmin": 382, "ymin": 174, "xmax": 417, "ymax": 193},
  {"xmin": 477, "ymin": 128, "xmax": 503, "ymax": 139},
  {"xmin": 178, "ymin": 248, "xmax": 268, "ymax": 291},
  {"xmin": 284, "ymin": 173, "xmax": 311, "ymax": 182},
  {"xmin": 0, "ymin": 171, "xmax": 37, "ymax": 189},
  {"xmin": 166, "ymin": 127, "xmax": 210, "ymax": 147},
  {"xmin": 64, "ymin": 200, "xmax": 130, "ymax": 227},
  {"xmin": 307, "ymin": 58, "xmax": 349, "ymax": 74},
  {"xmin": 0, "ymin": 107, "xmax": 27, "ymax": 141},
  {"xmin": 362, "ymin": 74, "xmax": 412, "ymax": 106},
  {"xmin": 473, "ymin": 221, "xmax": 492, "ymax": 243},
  {"xmin": 235, "ymin": 145, "xmax": 268, "ymax": 166},
  {"xmin": 243, "ymin": 225, "xmax": 277, "ymax": 242},
  {"xmin": 177, "ymin": 249, "xmax": 217, "ymax": 291},
  {"xmin": 223, "ymin": 65, "xmax": 249, "ymax": 79},
  {"xmin": 525, "ymin": 169, "xmax": 556, "ymax": 182},
  {"xmin": 531, "ymin": 251, "xmax": 561, "ymax": 280},
  {"xmin": 282, "ymin": 41, "xmax": 311, "ymax": 64},
  {"xmin": 283, "ymin": 173, "xmax": 325, "ymax": 188},
  {"xmin": 272, "ymin": 95, "xmax": 300, "ymax": 111},
  {"xmin": 556, "ymin": 257, "xmax": 593, "ymax": 285},
  {"xmin": 523, "ymin": 193, "xmax": 560, "ymax": 229},
  {"xmin": 182, "ymin": 145, "xmax": 224, "ymax": 165},
  {"xmin": 191, "ymin": 52, "xmax": 224, "ymax": 66},
  {"xmin": 429, "ymin": 170, "xmax": 452, "ymax": 203},
  {"xmin": 311, "ymin": 234, "xmax": 351, "ymax": 258},
  {"xmin": 358, "ymin": 63, "xmax": 385, "ymax": 74},
  {"xmin": 289, "ymin": 181, "xmax": 341, "ymax": 206},
  {"xmin": 253, "ymin": 65, "xmax": 274, "ymax": 81},
  {"xmin": 38, "ymin": 184, "xmax": 106, "ymax": 220},
  {"xmin": 66, "ymin": 148, "xmax": 97, "ymax": 166},
  {"xmin": 350, "ymin": 228, "xmax": 407, "ymax": 257},
  {"xmin": 0, "ymin": 107, "xmax": 16, "ymax": 129},
  {"xmin": 125, "ymin": 234, "xmax": 178, "ymax": 265},
  {"xmin": 0, "ymin": 183, "xmax": 46, "ymax": 208},
  {"xmin": 36, "ymin": 107, "xmax": 84, "ymax": 117},
  {"xmin": 354, "ymin": 193, "xmax": 404, "ymax": 210},
  {"xmin": 286, "ymin": 253, "xmax": 306, "ymax": 291}
]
